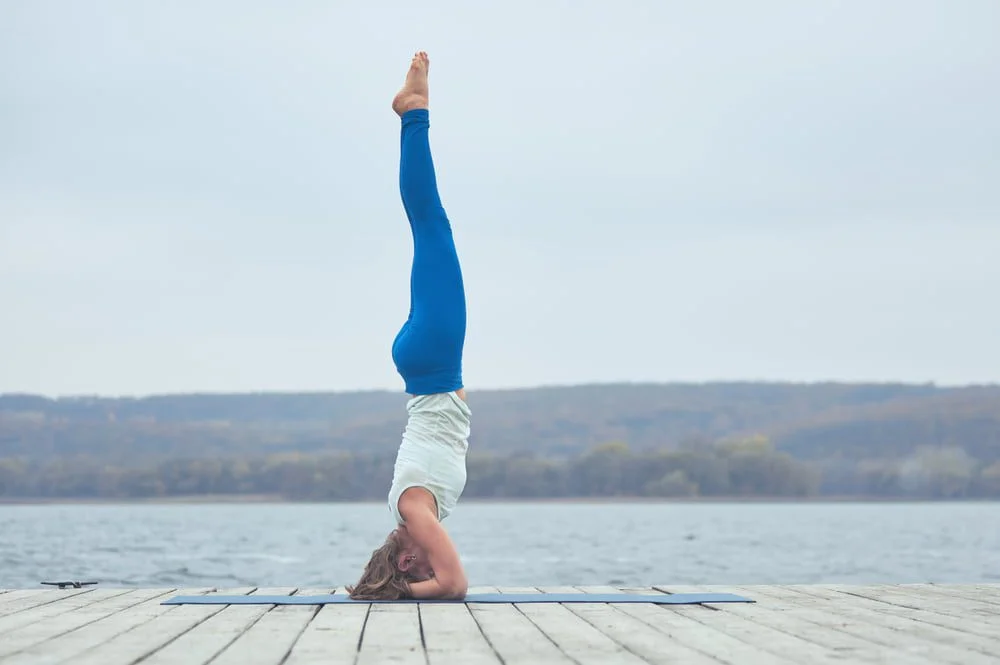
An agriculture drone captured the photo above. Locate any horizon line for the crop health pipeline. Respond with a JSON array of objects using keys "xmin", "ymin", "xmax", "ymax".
[{"xmin": 4, "ymin": 378, "xmax": 999, "ymax": 401}]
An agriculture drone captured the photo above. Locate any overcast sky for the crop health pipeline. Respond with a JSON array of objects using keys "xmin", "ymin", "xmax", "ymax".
[{"xmin": 2, "ymin": 1, "xmax": 998, "ymax": 397}]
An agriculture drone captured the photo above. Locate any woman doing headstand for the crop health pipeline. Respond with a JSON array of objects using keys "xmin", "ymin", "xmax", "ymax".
[{"xmin": 347, "ymin": 52, "xmax": 471, "ymax": 601}]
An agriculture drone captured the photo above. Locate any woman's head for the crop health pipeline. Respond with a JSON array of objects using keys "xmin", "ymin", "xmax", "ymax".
[{"xmin": 347, "ymin": 527, "xmax": 434, "ymax": 600}]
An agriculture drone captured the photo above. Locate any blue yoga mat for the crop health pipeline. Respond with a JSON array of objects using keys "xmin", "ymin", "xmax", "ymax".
[{"xmin": 162, "ymin": 592, "xmax": 752, "ymax": 605}]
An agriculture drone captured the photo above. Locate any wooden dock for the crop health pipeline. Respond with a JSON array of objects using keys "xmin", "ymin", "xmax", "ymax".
[{"xmin": 0, "ymin": 584, "xmax": 997, "ymax": 664}]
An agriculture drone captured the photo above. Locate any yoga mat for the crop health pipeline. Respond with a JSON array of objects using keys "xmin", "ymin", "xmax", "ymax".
[{"xmin": 162, "ymin": 592, "xmax": 752, "ymax": 605}]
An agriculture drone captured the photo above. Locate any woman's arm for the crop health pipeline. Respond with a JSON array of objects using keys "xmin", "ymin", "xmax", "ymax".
[
  {"xmin": 407, "ymin": 575, "xmax": 466, "ymax": 600},
  {"xmin": 398, "ymin": 490, "xmax": 468, "ymax": 599}
]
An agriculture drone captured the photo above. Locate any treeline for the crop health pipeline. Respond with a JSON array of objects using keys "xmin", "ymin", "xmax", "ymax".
[
  {"xmin": 2, "ymin": 438, "xmax": 998, "ymax": 501},
  {"xmin": 3, "ymin": 383, "xmax": 1000, "ymax": 465},
  {"xmin": 1, "ymin": 383, "xmax": 943, "ymax": 425}
]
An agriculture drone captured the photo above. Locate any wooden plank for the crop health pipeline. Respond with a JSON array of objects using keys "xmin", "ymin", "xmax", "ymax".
[
  {"xmin": 0, "ymin": 588, "xmax": 218, "ymax": 665},
  {"xmin": 509, "ymin": 586, "xmax": 651, "ymax": 665},
  {"xmin": 0, "ymin": 589, "xmax": 95, "ymax": 618},
  {"xmin": 715, "ymin": 585, "xmax": 942, "ymax": 665},
  {"xmin": 0, "ymin": 589, "xmax": 175, "ymax": 659},
  {"xmin": 287, "ymin": 587, "xmax": 507, "ymax": 665},
  {"xmin": 562, "ymin": 586, "xmax": 723, "ymax": 665},
  {"xmin": 467, "ymin": 604, "xmax": 575, "ymax": 665},
  {"xmin": 56, "ymin": 587, "xmax": 259, "ymax": 665},
  {"xmin": 785, "ymin": 585, "xmax": 1000, "ymax": 631},
  {"xmin": 845, "ymin": 584, "xmax": 1000, "ymax": 614},
  {"xmin": 0, "ymin": 588, "xmax": 249, "ymax": 665},
  {"xmin": 723, "ymin": 585, "xmax": 998, "ymax": 665},
  {"xmin": 355, "ymin": 602, "xmax": 424, "ymax": 665},
  {"xmin": 421, "ymin": 601, "xmax": 501, "ymax": 665},
  {"xmin": 656, "ymin": 585, "xmax": 881, "ymax": 665},
  {"xmin": 133, "ymin": 587, "xmax": 301, "ymax": 665},
  {"xmin": 628, "ymin": 585, "xmax": 837, "ymax": 665},
  {"xmin": 0, "ymin": 589, "xmax": 133, "ymax": 637},
  {"xmin": 899, "ymin": 584, "xmax": 1000, "ymax": 606},
  {"xmin": 784, "ymin": 585, "xmax": 1000, "ymax": 635},
  {"xmin": 283, "ymin": 590, "xmax": 369, "ymax": 665},
  {"xmin": 799, "ymin": 587, "xmax": 1000, "ymax": 649},
  {"xmin": 208, "ymin": 589, "xmax": 318, "ymax": 665},
  {"xmin": 0, "ymin": 590, "xmax": 49, "ymax": 608},
  {"xmin": 621, "ymin": 602, "xmax": 799, "ymax": 665},
  {"xmin": 454, "ymin": 586, "xmax": 571, "ymax": 665}
]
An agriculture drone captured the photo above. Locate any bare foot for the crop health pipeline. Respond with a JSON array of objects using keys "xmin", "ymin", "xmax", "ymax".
[{"xmin": 392, "ymin": 51, "xmax": 430, "ymax": 116}]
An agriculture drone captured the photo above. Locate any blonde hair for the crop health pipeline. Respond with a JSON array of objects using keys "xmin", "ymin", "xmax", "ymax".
[{"xmin": 346, "ymin": 529, "xmax": 421, "ymax": 600}]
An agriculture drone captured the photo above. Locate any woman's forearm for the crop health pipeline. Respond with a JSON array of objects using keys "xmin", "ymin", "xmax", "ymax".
[{"xmin": 408, "ymin": 576, "xmax": 468, "ymax": 600}]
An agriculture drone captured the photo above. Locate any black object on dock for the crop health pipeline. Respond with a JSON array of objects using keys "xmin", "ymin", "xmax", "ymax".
[{"xmin": 41, "ymin": 580, "xmax": 99, "ymax": 589}]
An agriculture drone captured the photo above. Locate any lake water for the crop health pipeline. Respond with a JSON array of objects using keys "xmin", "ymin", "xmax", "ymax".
[{"xmin": 1, "ymin": 501, "xmax": 997, "ymax": 590}]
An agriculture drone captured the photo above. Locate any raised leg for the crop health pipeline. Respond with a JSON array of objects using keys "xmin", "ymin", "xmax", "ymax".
[{"xmin": 390, "ymin": 53, "xmax": 466, "ymax": 396}]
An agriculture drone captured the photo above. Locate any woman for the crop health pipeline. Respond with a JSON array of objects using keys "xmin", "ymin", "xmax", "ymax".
[{"xmin": 347, "ymin": 51, "xmax": 471, "ymax": 601}]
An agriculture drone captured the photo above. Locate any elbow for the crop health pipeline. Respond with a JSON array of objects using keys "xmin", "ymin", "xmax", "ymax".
[{"xmin": 439, "ymin": 574, "xmax": 468, "ymax": 600}]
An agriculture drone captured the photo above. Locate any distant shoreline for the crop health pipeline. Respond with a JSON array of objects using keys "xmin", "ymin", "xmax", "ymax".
[{"xmin": 1, "ymin": 494, "xmax": 995, "ymax": 506}]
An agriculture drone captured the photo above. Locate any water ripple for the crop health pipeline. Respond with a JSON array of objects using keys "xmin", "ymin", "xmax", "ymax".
[{"xmin": 0, "ymin": 501, "xmax": 997, "ymax": 588}]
